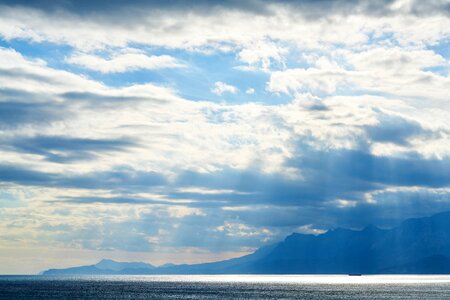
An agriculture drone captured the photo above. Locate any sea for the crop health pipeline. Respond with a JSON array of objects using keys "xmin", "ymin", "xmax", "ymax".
[{"xmin": 1, "ymin": 275, "xmax": 450, "ymax": 299}]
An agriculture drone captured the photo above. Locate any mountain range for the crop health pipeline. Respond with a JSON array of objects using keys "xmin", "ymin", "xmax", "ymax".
[{"xmin": 42, "ymin": 211, "xmax": 450, "ymax": 275}]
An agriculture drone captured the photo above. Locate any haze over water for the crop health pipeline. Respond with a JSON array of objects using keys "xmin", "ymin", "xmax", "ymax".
[{"xmin": 1, "ymin": 275, "xmax": 450, "ymax": 299}]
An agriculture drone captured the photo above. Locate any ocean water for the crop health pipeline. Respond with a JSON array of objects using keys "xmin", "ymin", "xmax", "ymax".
[{"xmin": 1, "ymin": 275, "xmax": 450, "ymax": 299}]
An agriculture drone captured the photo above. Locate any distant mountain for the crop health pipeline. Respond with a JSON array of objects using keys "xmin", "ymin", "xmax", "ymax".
[
  {"xmin": 42, "ymin": 211, "xmax": 450, "ymax": 275},
  {"xmin": 43, "ymin": 259, "xmax": 155, "ymax": 275},
  {"xmin": 95, "ymin": 259, "xmax": 155, "ymax": 272},
  {"xmin": 239, "ymin": 211, "xmax": 450, "ymax": 274}
]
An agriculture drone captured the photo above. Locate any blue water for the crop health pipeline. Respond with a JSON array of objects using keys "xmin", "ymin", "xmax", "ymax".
[{"xmin": 1, "ymin": 275, "xmax": 450, "ymax": 299}]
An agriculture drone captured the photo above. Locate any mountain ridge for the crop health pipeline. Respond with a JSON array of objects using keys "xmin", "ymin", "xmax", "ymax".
[{"xmin": 42, "ymin": 211, "xmax": 450, "ymax": 275}]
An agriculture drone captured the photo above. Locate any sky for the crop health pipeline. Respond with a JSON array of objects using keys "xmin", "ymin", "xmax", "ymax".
[{"xmin": 1, "ymin": 0, "xmax": 450, "ymax": 274}]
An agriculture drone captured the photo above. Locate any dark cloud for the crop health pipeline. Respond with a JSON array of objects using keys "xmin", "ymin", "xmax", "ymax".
[
  {"xmin": 305, "ymin": 102, "xmax": 329, "ymax": 111},
  {"xmin": 58, "ymin": 168, "xmax": 168, "ymax": 190},
  {"xmin": 8, "ymin": 135, "xmax": 137, "ymax": 163},
  {"xmin": 0, "ymin": 102, "xmax": 64, "ymax": 128},
  {"xmin": 231, "ymin": 189, "xmax": 450, "ymax": 230},
  {"xmin": 175, "ymin": 166, "xmax": 375, "ymax": 206},
  {"xmin": 2, "ymin": 137, "xmax": 449, "ymax": 230},
  {"xmin": 2, "ymin": 0, "xmax": 449, "ymax": 20},
  {"xmin": 167, "ymin": 144, "xmax": 450, "ymax": 209},
  {"xmin": 3, "ymin": 148, "xmax": 450, "ymax": 252},
  {"xmin": 0, "ymin": 0, "xmax": 271, "ymax": 16},
  {"xmin": 291, "ymin": 189, "xmax": 450, "ymax": 230},
  {"xmin": 167, "ymin": 144, "xmax": 450, "ymax": 229},
  {"xmin": 294, "ymin": 147, "xmax": 450, "ymax": 188},
  {"xmin": 0, "ymin": 68, "xmax": 60, "ymax": 85},
  {"xmin": 59, "ymin": 92, "xmax": 168, "ymax": 109},
  {"xmin": 407, "ymin": 0, "xmax": 450, "ymax": 17},
  {"xmin": 0, "ymin": 88, "xmax": 44, "ymax": 102},
  {"xmin": 0, "ymin": 164, "xmax": 56, "ymax": 185},
  {"xmin": 364, "ymin": 112, "xmax": 433, "ymax": 146},
  {"xmin": 279, "ymin": 0, "xmax": 397, "ymax": 19},
  {"xmin": 0, "ymin": 164, "xmax": 167, "ymax": 189},
  {"xmin": 61, "ymin": 92, "xmax": 145, "ymax": 103}
]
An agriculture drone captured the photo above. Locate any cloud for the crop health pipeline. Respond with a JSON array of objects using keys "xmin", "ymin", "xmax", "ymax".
[
  {"xmin": 171, "ymin": 143, "xmax": 450, "ymax": 210},
  {"xmin": 54, "ymin": 196, "xmax": 170, "ymax": 205},
  {"xmin": 7, "ymin": 135, "xmax": 137, "ymax": 163},
  {"xmin": 0, "ymin": 102, "xmax": 64, "ymax": 128},
  {"xmin": 267, "ymin": 48, "xmax": 450, "ymax": 102},
  {"xmin": 0, "ymin": 0, "xmax": 273, "ymax": 16},
  {"xmin": 345, "ymin": 47, "xmax": 450, "ymax": 101},
  {"xmin": 67, "ymin": 51, "xmax": 184, "ymax": 73},
  {"xmin": 363, "ymin": 111, "xmax": 433, "ymax": 146},
  {"xmin": 3, "ymin": 0, "xmax": 450, "ymax": 20},
  {"xmin": 211, "ymin": 81, "xmax": 238, "ymax": 95},
  {"xmin": 1, "ymin": 48, "xmax": 449, "ymax": 256},
  {"xmin": 0, "ymin": 164, "xmax": 167, "ymax": 190},
  {"xmin": 0, "ymin": 164, "xmax": 55, "ymax": 185},
  {"xmin": 293, "ymin": 147, "xmax": 450, "ymax": 189},
  {"xmin": 267, "ymin": 67, "xmax": 347, "ymax": 95},
  {"xmin": 1, "ymin": 0, "xmax": 450, "ymax": 273},
  {"xmin": 238, "ymin": 40, "xmax": 287, "ymax": 71},
  {"xmin": 2, "ymin": 0, "xmax": 450, "ymax": 52},
  {"xmin": 245, "ymin": 88, "xmax": 255, "ymax": 95},
  {"xmin": 173, "ymin": 166, "xmax": 376, "ymax": 207}
]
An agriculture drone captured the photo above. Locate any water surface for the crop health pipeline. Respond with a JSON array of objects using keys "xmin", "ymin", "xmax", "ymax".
[{"xmin": 1, "ymin": 275, "xmax": 450, "ymax": 299}]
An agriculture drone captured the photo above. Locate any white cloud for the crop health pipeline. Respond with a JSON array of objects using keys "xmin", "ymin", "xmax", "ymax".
[
  {"xmin": 0, "ymin": 47, "xmax": 104, "ymax": 95},
  {"xmin": 238, "ymin": 40, "xmax": 287, "ymax": 71},
  {"xmin": 268, "ymin": 48, "xmax": 450, "ymax": 102},
  {"xmin": 67, "ymin": 50, "xmax": 184, "ymax": 73},
  {"xmin": 211, "ymin": 81, "xmax": 238, "ymax": 95},
  {"xmin": 296, "ymin": 224, "xmax": 326, "ymax": 235},
  {"xmin": 1, "ymin": 3, "xmax": 450, "ymax": 52},
  {"xmin": 267, "ymin": 67, "xmax": 347, "ymax": 95},
  {"xmin": 215, "ymin": 221, "xmax": 272, "ymax": 239},
  {"xmin": 245, "ymin": 88, "xmax": 255, "ymax": 95},
  {"xmin": 345, "ymin": 47, "xmax": 450, "ymax": 101}
]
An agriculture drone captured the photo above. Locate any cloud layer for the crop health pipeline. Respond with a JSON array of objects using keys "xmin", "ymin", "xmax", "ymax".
[{"xmin": 0, "ymin": 0, "xmax": 450, "ymax": 274}]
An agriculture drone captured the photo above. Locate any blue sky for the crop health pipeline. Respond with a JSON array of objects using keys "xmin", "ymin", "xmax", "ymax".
[{"xmin": 1, "ymin": 0, "xmax": 450, "ymax": 274}]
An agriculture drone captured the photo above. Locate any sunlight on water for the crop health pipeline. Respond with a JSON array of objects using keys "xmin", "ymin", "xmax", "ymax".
[
  {"xmin": 152, "ymin": 274, "xmax": 450, "ymax": 284},
  {"xmin": 2, "ymin": 275, "xmax": 450, "ymax": 299},
  {"xmin": 77, "ymin": 274, "xmax": 450, "ymax": 284}
]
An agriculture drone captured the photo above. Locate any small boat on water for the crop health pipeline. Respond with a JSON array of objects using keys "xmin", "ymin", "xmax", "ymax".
[{"xmin": 348, "ymin": 273, "xmax": 362, "ymax": 276}]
